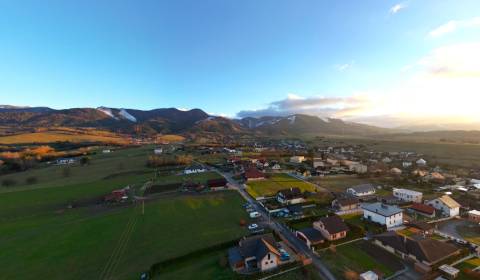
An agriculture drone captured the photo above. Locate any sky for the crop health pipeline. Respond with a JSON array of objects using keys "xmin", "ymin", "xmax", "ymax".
[{"xmin": 0, "ymin": 0, "xmax": 479, "ymax": 127}]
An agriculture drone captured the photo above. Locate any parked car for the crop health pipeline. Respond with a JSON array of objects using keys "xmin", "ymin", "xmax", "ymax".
[
  {"xmin": 279, "ymin": 248, "xmax": 290, "ymax": 261},
  {"xmin": 248, "ymin": 223, "xmax": 259, "ymax": 230},
  {"xmin": 249, "ymin": 211, "xmax": 261, "ymax": 218}
]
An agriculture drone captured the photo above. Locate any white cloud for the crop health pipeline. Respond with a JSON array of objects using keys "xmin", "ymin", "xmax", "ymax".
[
  {"xmin": 429, "ymin": 17, "xmax": 480, "ymax": 38},
  {"xmin": 335, "ymin": 60, "xmax": 355, "ymax": 72},
  {"xmin": 237, "ymin": 42, "xmax": 480, "ymax": 127},
  {"xmin": 389, "ymin": 3, "xmax": 407, "ymax": 14}
]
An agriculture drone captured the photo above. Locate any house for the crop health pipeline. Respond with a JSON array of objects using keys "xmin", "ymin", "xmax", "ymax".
[
  {"xmin": 427, "ymin": 195, "xmax": 460, "ymax": 217},
  {"xmin": 346, "ymin": 184, "xmax": 376, "ymax": 197},
  {"xmin": 271, "ymin": 163, "xmax": 281, "ymax": 170},
  {"xmin": 153, "ymin": 148, "xmax": 163, "ymax": 155},
  {"xmin": 277, "ymin": 187, "xmax": 305, "ymax": 205},
  {"xmin": 296, "ymin": 228, "xmax": 325, "ymax": 249},
  {"xmin": 207, "ymin": 178, "xmax": 228, "ymax": 190},
  {"xmin": 360, "ymin": 271, "xmax": 379, "ymax": 280},
  {"xmin": 313, "ymin": 215, "xmax": 349, "ymax": 241},
  {"xmin": 184, "ymin": 164, "xmax": 206, "ymax": 174},
  {"xmin": 102, "ymin": 149, "xmax": 111, "ymax": 153},
  {"xmin": 350, "ymin": 163, "xmax": 368, "ymax": 174},
  {"xmin": 362, "ymin": 202, "xmax": 403, "ymax": 229},
  {"xmin": 416, "ymin": 158, "xmax": 427, "ymax": 166},
  {"xmin": 104, "ymin": 188, "xmax": 128, "ymax": 202},
  {"xmin": 373, "ymin": 232, "xmax": 460, "ymax": 271},
  {"xmin": 244, "ymin": 168, "xmax": 265, "ymax": 181},
  {"xmin": 402, "ymin": 161, "xmax": 413, "ymax": 168},
  {"xmin": 408, "ymin": 203, "xmax": 436, "ymax": 218},
  {"xmin": 468, "ymin": 210, "xmax": 480, "ymax": 222},
  {"xmin": 390, "ymin": 168, "xmax": 402, "ymax": 176},
  {"xmin": 228, "ymin": 234, "xmax": 282, "ymax": 272},
  {"xmin": 382, "ymin": 157, "xmax": 392, "ymax": 164},
  {"xmin": 313, "ymin": 158, "xmax": 324, "ymax": 168},
  {"xmin": 56, "ymin": 158, "xmax": 76, "ymax": 165},
  {"xmin": 332, "ymin": 197, "xmax": 360, "ymax": 212},
  {"xmin": 393, "ymin": 188, "xmax": 423, "ymax": 203},
  {"xmin": 290, "ymin": 156, "xmax": 305, "ymax": 163}
]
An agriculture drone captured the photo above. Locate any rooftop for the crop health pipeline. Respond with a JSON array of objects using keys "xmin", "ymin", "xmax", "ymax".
[{"xmin": 362, "ymin": 202, "xmax": 403, "ymax": 217}]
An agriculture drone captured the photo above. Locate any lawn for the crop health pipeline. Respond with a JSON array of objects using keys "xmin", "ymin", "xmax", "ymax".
[
  {"xmin": 0, "ymin": 191, "xmax": 248, "ymax": 280},
  {"xmin": 456, "ymin": 222, "xmax": 480, "ymax": 245},
  {"xmin": 152, "ymin": 247, "xmax": 238, "ymax": 280},
  {"xmin": 321, "ymin": 240, "xmax": 402, "ymax": 278},
  {"xmin": 246, "ymin": 173, "xmax": 318, "ymax": 198},
  {"xmin": 455, "ymin": 258, "xmax": 480, "ymax": 280}
]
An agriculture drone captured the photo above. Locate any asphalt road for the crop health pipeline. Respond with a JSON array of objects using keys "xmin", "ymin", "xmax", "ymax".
[{"xmin": 218, "ymin": 170, "xmax": 337, "ymax": 280}]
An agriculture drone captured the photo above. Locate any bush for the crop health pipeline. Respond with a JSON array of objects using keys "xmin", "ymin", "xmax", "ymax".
[
  {"xmin": 80, "ymin": 156, "xmax": 91, "ymax": 166},
  {"xmin": 1, "ymin": 179, "xmax": 17, "ymax": 187},
  {"xmin": 25, "ymin": 176, "xmax": 38, "ymax": 185},
  {"xmin": 62, "ymin": 167, "xmax": 71, "ymax": 178}
]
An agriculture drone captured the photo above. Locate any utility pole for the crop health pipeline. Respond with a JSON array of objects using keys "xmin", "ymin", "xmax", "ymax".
[{"xmin": 142, "ymin": 200, "xmax": 145, "ymax": 215}]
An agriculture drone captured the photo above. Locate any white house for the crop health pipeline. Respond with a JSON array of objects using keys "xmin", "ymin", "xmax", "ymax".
[
  {"xmin": 427, "ymin": 195, "xmax": 460, "ymax": 217},
  {"xmin": 382, "ymin": 157, "xmax": 392, "ymax": 164},
  {"xmin": 102, "ymin": 149, "xmax": 111, "ymax": 153},
  {"xmin": 350, "ymin": 163, "xmax": 368, "ymax": 174},
  {"xmin": 402, "ymin": 161, "xmax": 413, "ymax": 168},
  {"xmin": 416, "ymin": 158, "xmax": 427, "ymax": 166},
  {"xmin": 313, "ymin": 158, "xmax": 324, "ymax": 168},
  {"xmin": 362, "ymin": 202, "xmax": 403, "ymax": 229},
  {"xmin": 184, "ymin": 164, "xmax": 206, "ymax": 175},
  {"xmin": 154, "ymin": 148, "xmax": 163, "ymax": 155},
  {"xmin": 290, "ymin": 156, "xmax": 306, "ymax": 163},
  {"xmin": 56, "ymin": 158, "xmax": 76, "ymax": 165},
  {"xmin": 346, "ymin": 184, "xmax": 376, "ymax": 197},
  {"xmin": 360, "ymin": 271, "xmax": 378, "ymax": 280},
  {"xmin": 271, "ymin": 163, "xmax": 281, "ymax": 170},
  {"xmin": 393, "ymin": 188, "xmax": 423, "ymax": 203}
]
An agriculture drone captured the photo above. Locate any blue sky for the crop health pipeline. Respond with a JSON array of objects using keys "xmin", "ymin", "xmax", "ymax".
[{"xmin": 0, "ymin": 0, "xmax": 479, "ymax": 124}]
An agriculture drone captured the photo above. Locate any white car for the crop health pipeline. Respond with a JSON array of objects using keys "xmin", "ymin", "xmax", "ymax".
[
  {"xmin": 249, "ymin": 211, "xmax": 261, "ymax": 218},
  {"xmin": 248, "ymin": 224, "xmax": 259, "ymax": 230}
]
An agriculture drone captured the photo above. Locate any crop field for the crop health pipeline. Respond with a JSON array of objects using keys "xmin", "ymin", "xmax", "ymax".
[
  {"xmin": 0, "ymin": 130, "xmax": 128, "ymax": 144},
  {"xmin": 0, "ymin": 191, "xmax": 248, "ymax": 280},
  {"xmin": 246, "ymin": 173, "xmax": 318, "ymax": 198}
]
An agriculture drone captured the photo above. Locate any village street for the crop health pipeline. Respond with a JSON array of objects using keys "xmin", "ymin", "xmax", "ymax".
[{"xmin": 217, "ymin": 169, "xmax": 337, "ymax": 280}]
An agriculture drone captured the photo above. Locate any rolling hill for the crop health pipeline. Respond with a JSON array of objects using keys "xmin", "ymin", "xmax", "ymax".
[{"xmin": 1, "ymin": 106, "xmax": 478, "ymax": 144}]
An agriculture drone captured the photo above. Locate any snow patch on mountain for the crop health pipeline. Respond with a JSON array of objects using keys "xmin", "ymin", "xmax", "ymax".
[
  {"xmin": 97, "ymin": 107, "xmax": 118, "ymax": 120},
  {"xmin": 287, "ymin": 115, "xmax": 296, "ymax": 124},
  {"xmin": 119, "ymin": 109, "xmax": 137, "ymax": 122},
  {"xmin": 319, "ymin": 117, "xmax": 330, "ymax": 123}
]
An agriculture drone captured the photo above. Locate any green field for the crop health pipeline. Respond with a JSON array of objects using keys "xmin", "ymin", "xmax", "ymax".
[
  {"xmin": 0, "ymin": 145, "xmax": 248, "ymax": 279},
  {"xmin": 0, "ymin": 145, "xmax": 156, "ymax": 193},
  {"xmin": 0, "ymin": 191, "xmax": 248, "ymax": 280},
  {"xmin": 455, "ymin": 258, "xmax": 480, "ymax": 280},
  {"xmin": 321, "ymin": 240, "xmax": 401, "ymax": 278},
  {"xmin": 246, "ymin": 173, "xmax": 318, "ymax": 198}
]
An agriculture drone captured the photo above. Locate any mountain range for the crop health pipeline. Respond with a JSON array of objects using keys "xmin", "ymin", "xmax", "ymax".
[{"xmin": 0, "ymin": 106, "xmax": 478, "ymax": 141}]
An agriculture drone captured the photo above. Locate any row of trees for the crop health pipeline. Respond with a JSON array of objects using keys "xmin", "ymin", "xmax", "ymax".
[{"xmin": 146, "ymin": 155, "xmax": 193, "ymax": 168}]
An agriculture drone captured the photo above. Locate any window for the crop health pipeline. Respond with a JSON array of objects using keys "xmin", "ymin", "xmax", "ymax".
[{"xmin": 267, "ymin": 254, "xmax": 270, "ymax": 260}]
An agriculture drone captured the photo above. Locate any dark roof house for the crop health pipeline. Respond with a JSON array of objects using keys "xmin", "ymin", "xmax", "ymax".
[{"xmin": 373, "ymin": 232, "xmax": 460, "ymax": 266}]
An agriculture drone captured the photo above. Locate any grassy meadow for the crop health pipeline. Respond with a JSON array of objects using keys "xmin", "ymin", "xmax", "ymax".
[
  {"xmin": 246, "ymin": 173, "xmax": 318, "ymax": 198},
  {"xmin": 0, "ymin": 145, "xmax": 248, "ymax": 280},
  {"xmin": 0, "ymin": 191, "xmax": 248, "ymax": 280}
]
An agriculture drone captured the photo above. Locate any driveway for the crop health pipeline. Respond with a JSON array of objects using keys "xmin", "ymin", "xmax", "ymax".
[{"xmin": 437, "ymin": 219, "xmax": 469, "ymax": 239}]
